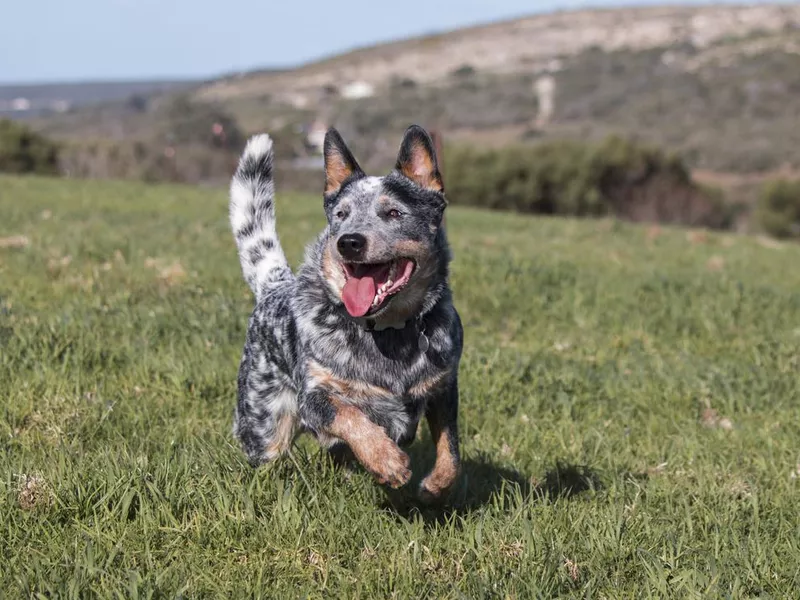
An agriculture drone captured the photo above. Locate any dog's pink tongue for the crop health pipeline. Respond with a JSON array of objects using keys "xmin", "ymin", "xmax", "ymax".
[{"xmin": 342, "ymin": 276, "xmax": 376, "ymax": 317}]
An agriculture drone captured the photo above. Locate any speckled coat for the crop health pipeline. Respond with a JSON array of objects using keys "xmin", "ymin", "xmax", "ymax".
[{"xmin": 229, "ymin": 126, "xmax": 462, "ymax": 499}]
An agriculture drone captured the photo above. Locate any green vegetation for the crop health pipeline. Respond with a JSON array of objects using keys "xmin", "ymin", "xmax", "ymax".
[
  {"xmin": 57, "ymin": 97, "xmax": 246, "ymax": 184},
  {"xmin": 0, "ymin": 119, "xmax": 60, "ymax": 176},
  {"xmin": 756, "ymin": 179, "xmax": 800, "ymax": 239},
  {"xmin": 2, "ymin": 175, "xmax": 800, "ymax": 597},
  {"xmin": 161, "ymin": 95, "xmax": 244, "ymax": 150},
  {"xmin": 59, "ymin": 138, "xmax": 239, "ymax": 185},
  {"xmin": 552, "ymin": 44, "xmax": 800, "ymax": 174},
  {"xmin": 446, "ymin": 136, "xmax": 734, "ymax": 228},
  {"xmin": 292, "ymin": 41, "xmax": 800, "ymax": 175}
]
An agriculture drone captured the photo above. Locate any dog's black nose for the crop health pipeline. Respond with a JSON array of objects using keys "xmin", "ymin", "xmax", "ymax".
[{"xmin": 337, "ymin": 233, "xmax": 367, "ymax": 259}]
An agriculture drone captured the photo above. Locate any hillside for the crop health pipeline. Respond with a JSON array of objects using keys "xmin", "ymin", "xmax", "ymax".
[
  {"xmin": 23, "ymin": 4, "xmax": 800, "ymax": 178},
  {"xmin": 2, "ymin": 175, "xmax": 800, "ymax": 596},
  {"xmin": 196, "ymin": 4, "xmax": 800, "ymax": 102}
]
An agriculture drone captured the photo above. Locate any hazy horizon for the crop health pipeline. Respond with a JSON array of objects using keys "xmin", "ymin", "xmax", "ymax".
[{"xmin": 0, "ymin": 0, "xmax": 790, "ymax": 85}]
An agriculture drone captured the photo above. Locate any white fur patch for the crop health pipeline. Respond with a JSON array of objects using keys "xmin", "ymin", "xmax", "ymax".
[
  {"xmin": 355, "ymin": 176, "xmax": 382, "ymax": 195},
  {"xmin": 244, "ymin": 134, "xmax": 273, "ymax": 160},
  {"xmin": 229, "ymin": 132, "xmax": 290, "ymax": 297},
  {"xmin": 268, "ymin": 388, "xmax": 298, "ymax": 415}
]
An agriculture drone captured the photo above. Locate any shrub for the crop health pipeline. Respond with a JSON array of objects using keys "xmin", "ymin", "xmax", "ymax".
[
  {"xmin": 451, "ymin": 64, "xmax": 476, "ymax": 78},
  {"xmin": 59, "ymin": 139, "xmax": 237, "ymax": 185},
  {"xmin": 163, "ymin": 95, "xmax": 244, "ymax": 150},
  {"xmin": 756, "ymin": 179, "xmax": 800, "ymax": 239},
  {"xmin": 126, "ymin": 94, "xmax": 149, "ymax": 113},
  {"xmin": 0, "ymin": 119, "xmax": 60, "ymax": 175},
  {"xmin": 444, "ymin": 136, "xmax": 731, "ymax": 228},
  {"xmin": 390, "ymin": 76, "xmax": 417, "ymax": 89}
]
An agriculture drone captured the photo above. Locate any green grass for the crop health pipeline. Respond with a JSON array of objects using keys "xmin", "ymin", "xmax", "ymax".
[{"xmin": 2, "ymin": 175, "xmax": 800, "ymax": 598}]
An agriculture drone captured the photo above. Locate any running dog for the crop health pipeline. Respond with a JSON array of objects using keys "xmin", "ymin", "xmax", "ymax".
[{"xmin": 229, "ymin": 125, "xmax": 462, "ymax": 501}]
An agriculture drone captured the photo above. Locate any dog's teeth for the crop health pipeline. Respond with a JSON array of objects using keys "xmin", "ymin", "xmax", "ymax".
[{"xmin": 386, "ymin": 279, "xmax": 393, "ymax": 288}]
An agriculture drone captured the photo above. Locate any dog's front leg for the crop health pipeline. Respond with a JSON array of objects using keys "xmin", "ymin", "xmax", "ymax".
[
  {"xmin": 302, "ymin": 391, "xmax": 411, "ymax": 488},
  {"xmin": 419, "ymin": 379, "xmax": 461, "ymax": 503}
]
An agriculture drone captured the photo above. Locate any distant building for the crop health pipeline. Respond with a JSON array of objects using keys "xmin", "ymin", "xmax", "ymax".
[
  {"xmin": 533, "ymin": 75, "xmax": 556, "ymax": 128},
  {"xmin": 285, "ymin": 93, "xmax": 309, "ymax": 109},
  {"xmin": 11, "ymin": 98, "xmax": 31, "ymax": 111},
  {"xmin": 305, "ymin": 118, "xmax": 327, "ymax": 154},
  {"xmin": 341, "ymin": 81, "xmax": 375, "ymax": 100},
  {"xmin": 51, "ymin": 100, "xmax": 70, "ymax": 113}
]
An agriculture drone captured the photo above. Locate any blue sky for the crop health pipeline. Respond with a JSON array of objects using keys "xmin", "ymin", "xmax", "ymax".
[{"xmin": 0, "ymin": 0, "xmax": 782, "ymax": 83}]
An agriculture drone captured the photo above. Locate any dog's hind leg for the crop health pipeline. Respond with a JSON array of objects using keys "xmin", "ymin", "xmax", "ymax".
[{"xmin": 234, "ymin": 385, "xmax": 299, "ymax": 466}]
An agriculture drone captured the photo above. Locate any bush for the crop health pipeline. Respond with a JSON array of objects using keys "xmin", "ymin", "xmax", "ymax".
[
  {"xmin": 163, "ymin": 95, "xmax": 244, "ymax": 150},
  {"xmin": 451, "ymin": 64, "xmax": 477, "ymax": 78},
  {"xmin": 444, "ymin": 136, "xmax": 732, "ymax": 228},
  {"xmin": 0, "ymin": 119, "xmax": 60, "ymax": 175},
  {"xmin": 59, "ymin": 139, "xmax": 237, "ymax": 185},
  {"xmin": 756, "ymin": 180, "xmax": 800, "ymax": 239}
]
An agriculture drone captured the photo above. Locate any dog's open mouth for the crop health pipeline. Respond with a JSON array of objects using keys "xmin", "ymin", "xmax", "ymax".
[{"xmin": 341, "ymin": 258, "xmax": 415, "ymax": 318}]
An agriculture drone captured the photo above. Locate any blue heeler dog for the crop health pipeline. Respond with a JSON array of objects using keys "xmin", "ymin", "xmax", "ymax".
[{"xmin": 229, "ymin": 125, "xmax": 462, "ymax": 501}]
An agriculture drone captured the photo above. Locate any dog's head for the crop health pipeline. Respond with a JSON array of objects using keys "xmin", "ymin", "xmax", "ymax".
[{"xmin": 320, "ymin": 125, "xmax": 447, "ymax": 323}]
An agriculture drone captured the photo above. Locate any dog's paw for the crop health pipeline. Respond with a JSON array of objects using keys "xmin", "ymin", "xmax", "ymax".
[
  {"xmin": 417, "ymin": 470, "xmax": 459, "ymax": 504},
  {"xmin": 418, "ymin": 479, "xmax": 445, "ymax": 504},
  {"xmin": 417, "ymin": 480, "xmax": 439, "ymax": 504},
  {"xmin": 373, "ymin": 445, "xmax": 412, "ymax": 489}
]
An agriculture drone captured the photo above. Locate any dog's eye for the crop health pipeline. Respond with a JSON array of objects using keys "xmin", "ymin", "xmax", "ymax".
[
  {"xmin": 387, "ymin": 209, "xmax": 402, "ymax": 219},
  {"xmin": 335, "ymin": 210, "xmax": 346, "ymax": 220}
]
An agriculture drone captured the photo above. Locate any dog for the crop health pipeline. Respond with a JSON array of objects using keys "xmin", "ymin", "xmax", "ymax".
[{"xmin": 229, "ymin": 125, "xmax": 462, "ymax": 501}]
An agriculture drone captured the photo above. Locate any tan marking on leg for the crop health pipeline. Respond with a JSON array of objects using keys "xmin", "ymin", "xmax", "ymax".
[
  {"xmin": 408, "ymin": 369, "xmax": 450, "ymax": 398},
  {"xmin": 326, "ymin": 398, "xmax": 411, "ymax": 488},
  {"xmin": 420, "ymin": 418, "xmax": 460, "ymax": 501},
  {"xmin": 264, "ymin": 411, "xmax": 299, "ymax": 460}
]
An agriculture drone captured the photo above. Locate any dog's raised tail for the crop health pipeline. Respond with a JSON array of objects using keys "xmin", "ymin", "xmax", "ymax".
[{"xmin": 230, "ymin": 134, "xmax": 292, "ymax": 298}]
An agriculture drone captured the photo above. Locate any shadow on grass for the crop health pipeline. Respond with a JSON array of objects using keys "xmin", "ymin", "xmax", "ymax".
[{"xmin": 380, "ymin": 451, "xmax": 603, "ymax": 526}]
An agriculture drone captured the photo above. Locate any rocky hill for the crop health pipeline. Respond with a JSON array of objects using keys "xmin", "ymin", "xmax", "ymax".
[
  {"xmin": 197, "ymin": 4, "xmax": 800, "ymax": 105},
  {"xmin": 24, "ymin": 4, "xmax": 800, "ymax": 180}
]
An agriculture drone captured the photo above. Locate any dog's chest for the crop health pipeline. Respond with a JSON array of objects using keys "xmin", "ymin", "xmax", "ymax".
[
  {"xmin": 298, "ymin": 299, "xmax": 456, "ymax": 407},
  {"xmin": 306, "ymin": 351, "xmax": 446, "ymax": 404},
  {"xmin": 312, "ymin": 322, "xmax": 450, "ymax": 392},
  {"xmin": 307, "ymin": 353, "xmax": 447, "ymax": 443}
]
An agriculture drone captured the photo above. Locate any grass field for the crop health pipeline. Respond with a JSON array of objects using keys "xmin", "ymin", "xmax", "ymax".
[{"xmin": 2, "ymin": 174, "xmax": 800, "ymax": 598}]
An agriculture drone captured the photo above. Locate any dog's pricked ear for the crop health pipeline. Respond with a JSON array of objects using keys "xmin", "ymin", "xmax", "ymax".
[
  {"xmin": 324, "ymin": 128, "xmax": 363, "ymax": 195},
  {"xmin": 395, "ymin": 125, "xmax": 444, "ymax": 193}
]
